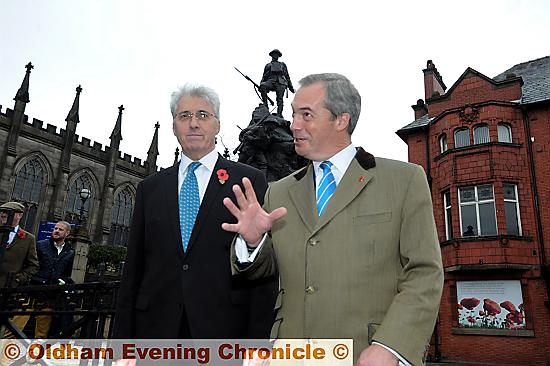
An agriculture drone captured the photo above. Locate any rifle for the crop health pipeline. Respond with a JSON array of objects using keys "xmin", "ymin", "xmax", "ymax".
[{"xmin": 234, "ymin": 67, "xmax": 274, "ymax": 106}]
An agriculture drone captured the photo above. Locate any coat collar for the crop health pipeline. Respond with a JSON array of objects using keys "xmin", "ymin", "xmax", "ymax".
[
  {"xmin": 48, "ymin": 238, "xmax": 73, "ymax": 255},
  {"xmin": 288, "ymin": 147, "xmax": 376, "ymax": 234},
  {"xmin": 293, "ymin": 147, "xmax": 376, "ymax": 181}
]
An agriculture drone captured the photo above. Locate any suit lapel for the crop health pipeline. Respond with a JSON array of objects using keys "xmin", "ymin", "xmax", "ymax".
[
  {"xmin": 314, "ymin": 159, "xmax": 373, "ymax": 232},
  {"xmin": 288, "ymin": 164, "xmax": 317, "ymax": 233},
  {"xmin": 313, "ymin": 147, "xmax": 376, "ymax": 233},
  {"xmin": 6, "ymin": 230, "xmax": 25, "ymax": 249},
  {"xmin": 163, "ymin": 164, "xmax": 183, "ymax": 255},
  {"xmin": 185, "ymin": 154, "xmax": 225, "ymax": 255}
]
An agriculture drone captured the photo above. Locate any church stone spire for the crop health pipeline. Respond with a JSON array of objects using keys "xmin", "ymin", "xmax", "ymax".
[
  {"xmin": 66, "ymin": 85, "xmax": 82, "ymax": 123},
  {"xmin": 49, "ymin": 85, "xmax": 84, "ymax": 219},
  {"xmin": 110, "ymin": 105, "xmax": 124, "ymax": 144},
  {"xmin": 145, "ymin": 122, "xmax": 160, "ymax": 176},
  {"xmin": 14, "ymin": 62, "xmax": 33, "ymax": 103}
]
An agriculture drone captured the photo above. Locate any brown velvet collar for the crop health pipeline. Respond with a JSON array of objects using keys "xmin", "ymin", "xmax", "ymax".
[{"xmin": 293, "ymin": 147, "xmax": 376, "ymax": 181}]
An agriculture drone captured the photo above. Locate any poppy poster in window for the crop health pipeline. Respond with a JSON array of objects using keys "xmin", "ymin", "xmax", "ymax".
[{"xmin": 457, "ymin": 280, "xmax": 525, "ymax": 329}]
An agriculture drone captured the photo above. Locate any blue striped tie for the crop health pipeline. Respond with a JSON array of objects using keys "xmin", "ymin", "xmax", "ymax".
[
  {"xmin": 179, "ymin": 162, "xmax": 201, "ymax": 252},
  {"xmin": 316, "ymin": 161, "xmax": 336, "ymax": 216}
]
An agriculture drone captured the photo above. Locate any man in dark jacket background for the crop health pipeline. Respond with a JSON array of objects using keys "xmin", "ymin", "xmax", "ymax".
[
  {"xmin": 29, "ymin": 220, "xmax": 75, "ymax": 338},
  {"xmin": 32, "ymin": 221, "xmax": 74, "ymax": 286}
]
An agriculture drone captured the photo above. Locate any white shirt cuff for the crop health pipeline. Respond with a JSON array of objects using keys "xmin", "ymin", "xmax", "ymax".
[
  {"xmin": 234, "ymin": 234, "xmax": 267, "ymax": 263},
  {"xmin": 372, "ymin": 342, "xmax": 410, "ymax": 366}
]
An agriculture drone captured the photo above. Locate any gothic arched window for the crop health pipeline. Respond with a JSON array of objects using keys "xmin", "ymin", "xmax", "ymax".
[
  {"xmin": 108, "ymin": 186, "xmax": 134, "ymax": 246},
  {"xmin": 12, "ymin": 158, "xmax": 45, "ymax": 230}
]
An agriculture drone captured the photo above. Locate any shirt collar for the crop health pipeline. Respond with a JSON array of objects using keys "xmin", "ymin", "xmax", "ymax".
[
  {"xmin": 179, "ymin": 149, "xmax": 218, "ymax": 175},
  {"xmin": 312, "ymin": 144, "xmax": 356, "ymax": 178},
  {"xmin": 54, "ymin": 240, "xmax": 65, "ymax": 248}
]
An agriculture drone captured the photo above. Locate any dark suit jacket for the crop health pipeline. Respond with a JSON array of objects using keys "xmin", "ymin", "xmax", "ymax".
[{"xmin": 114, "ymin": 154, "xmax": 277, "ymax": 339}]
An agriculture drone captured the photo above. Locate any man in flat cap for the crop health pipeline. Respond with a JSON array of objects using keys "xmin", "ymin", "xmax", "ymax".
[
  {"xmin": 0, "ymin": 201, "xmax": 39, "ymax": 288},
  {"xmin": 259, "ymin": 49, "xmax": 294, "ymax": 116},
  {"xmin": 1, "ymin": 202, "xmax": 38, "ymax": 346}
]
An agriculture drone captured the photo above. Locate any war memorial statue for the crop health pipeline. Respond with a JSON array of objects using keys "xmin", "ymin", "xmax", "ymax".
[{"xmin": 234, "ymin": 50, "xmax": 307, "ymax": 182}]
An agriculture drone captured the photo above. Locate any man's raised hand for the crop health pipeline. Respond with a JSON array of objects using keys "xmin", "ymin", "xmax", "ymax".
[{"xmin": 222, "ymin": 177, "xmax": 287, "ymax": 246}]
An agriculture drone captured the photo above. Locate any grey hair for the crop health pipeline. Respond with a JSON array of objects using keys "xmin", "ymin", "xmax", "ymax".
[
  {"xmin": 170, "ymin": 83, "xmax": 221, "ymax": 119},
  {"xmin": 298, "ymin": 73, "xmax": 361, "ymax": 135}
]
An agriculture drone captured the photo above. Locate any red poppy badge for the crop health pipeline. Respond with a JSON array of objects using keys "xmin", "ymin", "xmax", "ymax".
[
  {"xmin": 17, "ymin": 230, "xmax": 26, "ymax": 239},
  {"xmin": 217, "ymin": 169, "xmax": 229, "ymax": 184}
]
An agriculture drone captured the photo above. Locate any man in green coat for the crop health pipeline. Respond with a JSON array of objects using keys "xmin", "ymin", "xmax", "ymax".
[
  {"xmin": 0, "ymin": 201, "xmax": 38, "ymax": 288},
  {"xmin": 223, "ymin": 73, "xmax": 443, "ymax": 365}
]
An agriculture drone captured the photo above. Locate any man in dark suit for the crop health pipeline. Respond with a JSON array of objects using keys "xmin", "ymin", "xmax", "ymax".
[
  {"xmin": 223, "ymin": 73, "xmax": 443, "ymax": 365},
  {"xmin": 114, "ymin": 84, "xmax": 277, "ymax": 342}
]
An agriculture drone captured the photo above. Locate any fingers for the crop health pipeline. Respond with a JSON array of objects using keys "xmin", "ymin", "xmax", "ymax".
[
  {"xmin": 269, "ymin": 207, "xmax": 287, "ymax": 222},
  {"xmin": 232, "ymin": 181, "xmax": 249, "ymax": 209},
  {"xmin": 232, "ymin": 177, "xmax": 259, "ymax": 209},
  {"xmin": 223, "ymin": 197, "xmax": 241, "ymax": 218},
  {"xmin": 221, "ymin": 222, "xmax": 239, "ymax": 233},
  {"xmin": 242, "ymin": 177, "xmax": 259, "ymax": 205}
]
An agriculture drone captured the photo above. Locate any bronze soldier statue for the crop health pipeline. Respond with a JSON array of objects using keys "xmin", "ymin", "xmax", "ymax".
[{"xmin": 259, "ymin": 49, "xmax": 294, "ymax": 116}]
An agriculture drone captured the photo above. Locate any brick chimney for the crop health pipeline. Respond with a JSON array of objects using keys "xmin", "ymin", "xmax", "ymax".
[
  {"xmin": 423, "ymin": 60, "xmax": 446, "ymax": 101},
  {"xmin": 411, "ymin": 99, "xmax": 428, "ymax": 120}
]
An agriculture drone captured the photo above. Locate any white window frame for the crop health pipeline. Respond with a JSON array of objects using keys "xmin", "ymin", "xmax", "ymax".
[
  {"xmin": 458, "ymin": 185, "xmax": 498, "ymax": 237},
  {"xmin": 473, "ymin": 124, "xmax": 490, "ymax": 144},
  {"xmin": 454, "ymin": 128, "xmax": 470, "ymax": 148},
  {"xmin": 503, "ymin": 183, "xmax": 522, "ymax": 236},
  {"xmin": 498, "ymin": 123, "xmax": 513, "ymax": 143},
  {"xmin": 439, "ymin": 134, "xmax": 448, "ymax": 153},
  {"xmin": 443, "ymin": 190, "xmax": 453, "ymax": 240}
]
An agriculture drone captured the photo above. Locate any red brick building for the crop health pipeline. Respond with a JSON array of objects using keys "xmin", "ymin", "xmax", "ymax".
[{"xmin": 397, "ymin": 57, "xmax": 550, "ymax": 365}]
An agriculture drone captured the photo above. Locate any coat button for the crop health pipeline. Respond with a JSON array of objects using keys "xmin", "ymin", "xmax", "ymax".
[
  {"xmin": 182, "ymin": 264, "xmax": 189, "ymax": 271},
  {"xmin": 308, "ymin": 239, "xmax": 319, "ymax": 246},
  {"xmin": 305, "ymin": 285, "xmax": 316, "ymax": 294}
]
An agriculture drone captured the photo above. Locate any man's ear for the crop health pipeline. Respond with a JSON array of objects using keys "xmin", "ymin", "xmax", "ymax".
[{"xmin": 335, "ymin": 113, "xmax": 350, "ymax": 132}]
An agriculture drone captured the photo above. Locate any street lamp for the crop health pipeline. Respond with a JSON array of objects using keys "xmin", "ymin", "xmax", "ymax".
[{"xmin": 78, "ymin": 188, "xmax": 91, "ymax": 224}]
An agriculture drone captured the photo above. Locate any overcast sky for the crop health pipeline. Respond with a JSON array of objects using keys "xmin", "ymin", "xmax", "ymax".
[{"xmin": 1, "ymin": 0, "xmax": 549, "ymax": 169}]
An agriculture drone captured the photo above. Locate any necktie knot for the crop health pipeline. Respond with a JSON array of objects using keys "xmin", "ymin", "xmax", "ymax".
[
  {"xmin": 188, "ymin": 161, "xmax": 201, "ymax": 173},
  {"xmin": 320, "ymin": 160, "xmax": 333, "ymax": 172}
]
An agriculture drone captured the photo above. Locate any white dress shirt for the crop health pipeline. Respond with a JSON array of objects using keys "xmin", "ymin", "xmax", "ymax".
[
  {"xmin": 177, "ymin": 149, "xmax": 219, "ymax": 203},
  {"xmin": 7, "ymin": 225, "xmax": 20, "ymax": 245},
  {"xmin": 54, "ymin": 241, "xmax": 65, "ymax": 255}
]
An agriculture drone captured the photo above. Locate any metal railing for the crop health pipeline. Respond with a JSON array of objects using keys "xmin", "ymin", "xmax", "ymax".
[{"xmin": 0, "ymin": 281, "xmax": 119, "ymax": 340}]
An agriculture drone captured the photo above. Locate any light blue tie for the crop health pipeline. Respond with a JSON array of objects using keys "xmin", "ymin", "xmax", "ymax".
[
  {"xmin": 316, "ymin": 161, "xmax": 336, "ymax": 216},
  {"xmin": 179, "ymin": 162, "xmax": 201, "ymax": 252}
]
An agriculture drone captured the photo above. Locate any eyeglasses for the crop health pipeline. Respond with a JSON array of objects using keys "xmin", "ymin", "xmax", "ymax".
[{"xmin": 175, "ymin": 110, "xmax": 217, "ymax": 122}]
